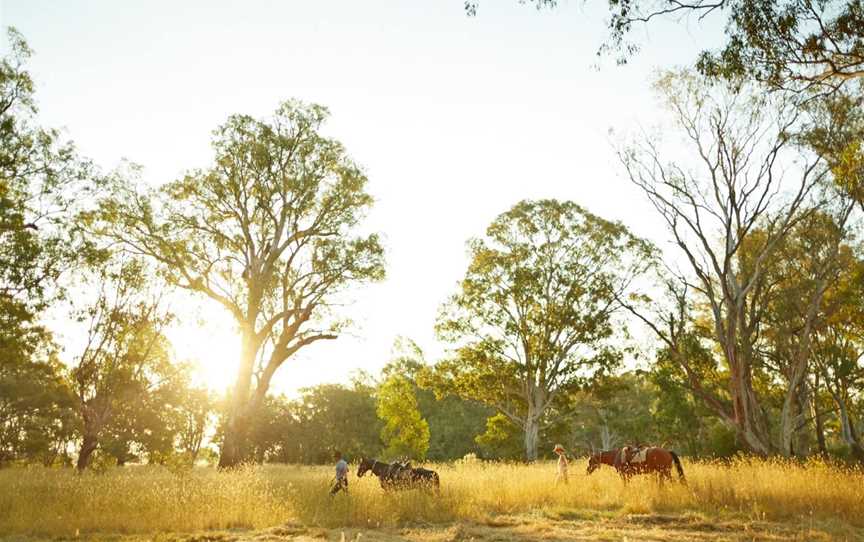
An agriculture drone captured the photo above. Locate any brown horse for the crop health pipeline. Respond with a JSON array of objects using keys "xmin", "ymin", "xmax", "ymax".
[{"xmin": 586, "ymin": 446, "xmax": 685, "ymax": 483}]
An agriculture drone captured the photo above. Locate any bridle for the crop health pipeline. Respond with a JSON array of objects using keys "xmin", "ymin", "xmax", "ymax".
[{"xmin": 359, "ymin": 458, "xmax": 380, "ymax": 477}]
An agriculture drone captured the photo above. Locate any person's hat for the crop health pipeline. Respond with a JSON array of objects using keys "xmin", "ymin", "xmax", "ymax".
[{"xmin": 553, "ymin": 444, "xmax": 565, "ymax": 453}]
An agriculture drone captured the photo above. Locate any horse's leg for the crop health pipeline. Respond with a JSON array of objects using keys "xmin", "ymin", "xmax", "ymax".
[
  {"xmin": 618, "ymin": 468, "xmax": 629, "ymax": 485},
  {"xmin": 660, "ymin": 465, "xmax": 674, "ymax": 486}
]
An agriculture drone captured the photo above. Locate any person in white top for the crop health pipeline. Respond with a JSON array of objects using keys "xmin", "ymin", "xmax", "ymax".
[{"xmin": 553, "ymin": 444, "xmax": 569, "ymax": 484}]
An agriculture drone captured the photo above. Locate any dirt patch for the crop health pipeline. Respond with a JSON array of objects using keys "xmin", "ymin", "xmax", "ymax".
[
  {"xmin": 7, "ymin": 515, "xmax": 861, "ymax": 542},
  {"xmin": 297, "ymin": 515, "xmax": 862, "ymax": 542}
]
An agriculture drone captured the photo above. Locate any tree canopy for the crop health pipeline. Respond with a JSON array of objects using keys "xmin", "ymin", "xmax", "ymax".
[
  {"xmin": 428, "ymin": 199, "xmax": 654, "ymax": 460},
  {"xmin": 88, "ymin": 101, "xmax": 386, "ymax": 467},
  {"xmin": 468, "ymin": 1, "xmax": 864, "ymax": 93}
]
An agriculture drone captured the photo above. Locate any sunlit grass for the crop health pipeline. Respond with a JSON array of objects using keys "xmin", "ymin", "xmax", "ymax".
[{"xmin": 1, "ymin": 457, "xmax": 862, "ymax": 537}]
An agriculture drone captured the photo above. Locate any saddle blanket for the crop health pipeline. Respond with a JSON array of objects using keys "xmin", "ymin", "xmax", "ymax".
[{"xmin": 630, "ymin": 448, "xmax": 649, "ymax": 463}]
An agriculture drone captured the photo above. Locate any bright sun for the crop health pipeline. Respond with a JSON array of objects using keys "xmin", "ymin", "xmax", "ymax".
[{"xmin": 166, "ymin": 305, "xmax": 240, "ymax": 393}]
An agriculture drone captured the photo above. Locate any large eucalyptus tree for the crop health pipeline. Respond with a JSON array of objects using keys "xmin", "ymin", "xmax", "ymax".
[
  {"xmin": 617, "ymin": 71, "xmax": 831, "ymax": 454},
  {"xmin": 430, "ymin": 199, "xmax": 653, "ymax": 461},
  {"xmin": 90, "ymin": 102, "xmax": 385, "ymax": 467}
]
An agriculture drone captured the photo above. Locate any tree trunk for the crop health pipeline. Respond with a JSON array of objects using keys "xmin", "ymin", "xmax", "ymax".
[
  {"xmin": 76, "ymin": 434, "xmax": 98, "ymax": 471},
  {"xmin": 780, "ymin": 379, "xmax": 807, "ymax": 457},
  {"xmin": 811, "ymin": 375, "xmax": 828, "ymax": 458},
  {"xmin": 813, "ymin": 406, "xmax": 828, "ymax": 458},
  {"xmin": 218, "ymin": 332, "xmax": 257, "ymax": 468},
  {"xmin": 76, "ymin": 403, "xmax": 106, "ymax": 471},
  {"xmin": 814, "ymin": 412, "xmax": 828, "ymax": 458},
  {"xmin": 727, "ymin": 345, "xmax": 773, "ymax": 455},
  {"xmin": 599, "ymin": 419, "xmax": 616, "ymax": 450},
  {"xmin": 838, "ymin": 401, "xmax": 864, "ymax": 463},
  {"xmin": 781, "ymin": 270, "xmax": 832, "ymax": 457},
  {"xmin": 218, "ymin": 411, "xmax": 249, "ymax": 468},
  {"xmin": 523, "ymin": 415, "xmax": 539, "ymax": 462},
  {"xmin": 795, "ymin": 388, "xmax": 813, "ymax": 457},
  {"xmin": 189, "ymin": 435, "xmax": 202, "ymax": 463},
  {"xmin": 522, "ymin": 386, "xmax": 546, "ymax": 462}
]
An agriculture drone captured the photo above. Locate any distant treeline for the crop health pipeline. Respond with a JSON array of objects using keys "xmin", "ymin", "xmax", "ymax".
[{"xmin": 238, "ymin": 361, "xmax": 749, "ymax": 465}]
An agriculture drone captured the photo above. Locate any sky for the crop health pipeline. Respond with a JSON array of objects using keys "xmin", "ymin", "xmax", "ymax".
[{"xmin": 0, "ymin": 0, "xmax": 725, "ymax": 395}]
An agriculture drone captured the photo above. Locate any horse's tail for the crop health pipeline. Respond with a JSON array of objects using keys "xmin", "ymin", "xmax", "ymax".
[{"xmin": 669, "ymin": 450, "xmax": 685, "ymax": 482}]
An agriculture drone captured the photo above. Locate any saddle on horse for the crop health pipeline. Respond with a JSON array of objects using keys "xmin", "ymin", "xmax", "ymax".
[
  {"xmin": 620, "ymin": 445, "xmax": 649, "ymax": 465},
  {"xmin": 386, "ymin": 460, "xmax": 413, "ymax": 482}
]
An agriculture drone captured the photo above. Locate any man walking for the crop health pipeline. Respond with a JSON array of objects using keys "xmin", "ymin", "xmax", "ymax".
[{"xmin": 329, "ymin": 450, "xmax": 349, "ymax": 496}]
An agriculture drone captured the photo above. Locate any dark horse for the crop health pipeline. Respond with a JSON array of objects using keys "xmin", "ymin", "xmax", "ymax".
[
  {"xmin": 356, "ymin": 457, "xmax": 440, "ymax": 491},
  {"xmin": 587, "ymin": 446, "xmax": 685, "ymax": 483}
]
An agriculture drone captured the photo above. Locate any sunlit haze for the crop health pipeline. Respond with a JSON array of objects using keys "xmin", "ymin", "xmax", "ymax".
[{"xmin": 1, "ymin": 0, "xmax": 725, "ymax": 395}]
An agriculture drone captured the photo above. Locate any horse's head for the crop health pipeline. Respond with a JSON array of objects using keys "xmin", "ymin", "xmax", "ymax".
[
  {"xmin": 356, "ymin": 457, "xmax": 372, "ymax": 477},
  {"xmin": 586, "ymin": 453, "xmax": 601, "ymax": 475}
]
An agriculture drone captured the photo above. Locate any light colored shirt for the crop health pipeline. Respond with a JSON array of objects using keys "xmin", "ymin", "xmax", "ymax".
[
  {"xmin": 335, "ymin": 459, "xmax": 348, "ymax": 480},
  {"xmin": 556, "ymin": 454, "xmax": 569, "ymax": 483}
]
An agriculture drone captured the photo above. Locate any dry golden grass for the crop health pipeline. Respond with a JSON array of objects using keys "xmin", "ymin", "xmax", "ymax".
[{"xmin": 1, "ymin": 457, "xmax": 863, "ymax": 540}]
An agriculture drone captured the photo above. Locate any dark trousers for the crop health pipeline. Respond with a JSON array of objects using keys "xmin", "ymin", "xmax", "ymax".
[{"xmin": 329, "ymin": 476, "xmax": 348, "ymax": 496}]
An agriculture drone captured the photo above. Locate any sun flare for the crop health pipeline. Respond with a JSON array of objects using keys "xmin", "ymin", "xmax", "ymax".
[{"xmin": 166, "ymin": 309, "xmax": 240, "ymax": 393}]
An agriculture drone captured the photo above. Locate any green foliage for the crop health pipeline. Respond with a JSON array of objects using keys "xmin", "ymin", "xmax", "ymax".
[
  {"xmin": 386, "ymin": 338, "xmax": 492, "ymax": 461},
  {"xmin": 239, "ymin": 380, "xmax": 383, "ymax": 464},
  {"xmin": 474, "ymin": 413, "xmax": 523, "ymax": 460},
  {"xmin": 0, "ymin": 28, "xmax": 94, "ymax": 314},
  {"xmin": 421, "ymin": 393, "xmax": 490, "ymax": 461},
  {"xmin": 802, "ymin": 91, "xmax": 864, "ymax": 209},
  {"xmin": 0, "ymin": 336, "xmax": 76, "ymax": 465},
  {"xmin": 377, "ymin": 374, "xmax": 430, "ymax": 460},
  {"xmin": 649, "ymin": 365, "xmax": 742, "ymax": 457},
  {"xmin": 696, "ymin": 0, "xmax": 864, "ymax": 92},
  {"xmin": 559, "ymin": 373, "xmax": 658, "ymax": 452},
  {"xmin": 599, "ymin": 0, "xmax": 864, "ymax": 93},
  {"xmin": 481, "ymin": 1, "xmax": 862, "ymax": 93},
  {"xmin": 171, "ymin": 385, "xmax": 215, "ymax": 461},
  {"xmin": 86, "ymin": 99, "xmax": 385, "ymax": 466},
  {"xmin": 89, "ymin": 102, "xmax": 385, "ymax": 327},
  {"xmin": 0, "ymin": 27, "xmax": 91, "ymax": 467},
  {"xmin": 287, "ymin": 381, "xmax": 383, "ymax": 463},
  {"xmin": 69, "ymin": 259, "xmax": 183, "ymax": 470},
  {"xmin": 97, "ymin": 368, "xmax": 214, "ymax": 466},
  {"xmin": 431, "ymin": 199, "xmax": 653, "ymax": 459}
]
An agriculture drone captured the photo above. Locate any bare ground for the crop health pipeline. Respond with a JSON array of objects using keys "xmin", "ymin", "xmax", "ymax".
[
  {"xmin": 247, "ymin": 515, "xmax": 861, "ymax": 542},
  {"xmin": 7, "ymin": 514, "xmax": 862, "ymax": 542}
]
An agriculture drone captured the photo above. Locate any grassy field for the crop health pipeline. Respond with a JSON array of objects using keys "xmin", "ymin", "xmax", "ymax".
[{"xmin": 1, "ymin": 457, "xmax": 863, "ymax": 541}]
